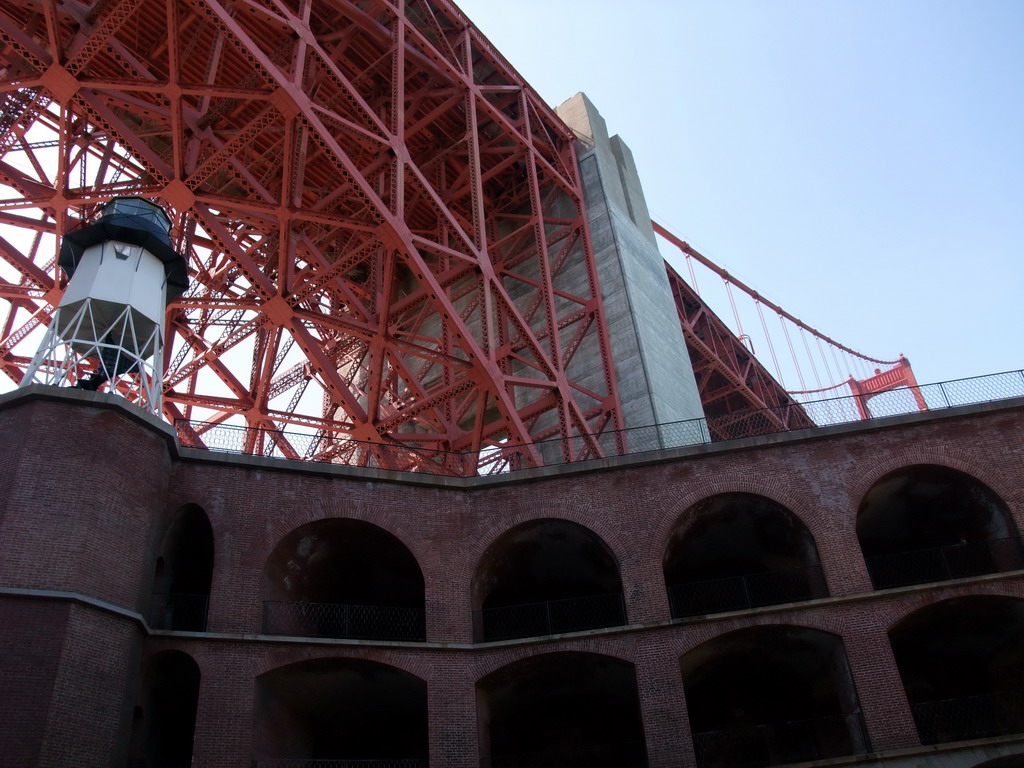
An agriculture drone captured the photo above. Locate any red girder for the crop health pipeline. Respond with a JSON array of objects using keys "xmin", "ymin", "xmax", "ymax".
[
  {"xmin": 0, "ymin": 0, "xmax": 623, "ymax": 472},
  {"xmin": 846, "ymin": 357, "xmax": 927, "ymax": 420},
  {"xmin": 664, "ymin": 262, "xmax": 816, "ymax": 440}
]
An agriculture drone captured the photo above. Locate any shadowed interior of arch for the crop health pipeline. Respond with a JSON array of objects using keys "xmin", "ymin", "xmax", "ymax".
[
  {"xmin": 663, "ymin": 493, "xmax": 828, "ymax": 618},
  {"xmin": 680, "ymin": 625, "xmax": 869, "ymax": 768},
  {"xmin": 477, "ymin": 652, "xmax": 648, "ymax": 768},
  {"xmin": 150, "ymin": 504, "xmax": 214, "ymax": 631},
  {"xmin": 128, "ymin": 650, "xmax": 201, "ymax": 767},
  {"xmin": 262, "ymin": 518, "xmax": 425, "ymax": 641},
  {"xmin": 857, "ymin": 465, "xmax": 1024, "ymax": 590},
  {"xmin": 471, "ymin": 519, "xmax": 626, "ymax": 641},
  {"xmin": 889, "ymin": 595, "xmax": 1024, "ymax": 745},
  {"xmin": 253, "ymin": 657, "xmax": 428, "ymax": 764}
]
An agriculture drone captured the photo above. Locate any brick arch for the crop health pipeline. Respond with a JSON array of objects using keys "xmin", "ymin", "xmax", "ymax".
[
  {"xmin": 847, "ymin": 450, "xmax": 1017, "ymax": 530},
  {"xmin": 456, "ymin": 501, "xmax": 630, "ymax": 600},
  {"xmin": 141, "ymin": 646, "xmax": 202, "ymax": 673},
  {"xmin": 141, "ymin": 640, "xmax": 224, "ymax": 680},
  {"xmin": 672, "ymin": 614, "xmax": 848, "ymax": 659},
  {"xmin": 471, "ymin": 637, "xmax": 639, "ymax": 680},
  {"xmin": 255, "ymin": 503, "xmax": 431, "ymax": 579},
  {"xmin": 650, "ymin": 476, "xmax": 830, "ymax": 559},
  {"xmin": 970, "ymin": 754, "xmax": 1024, "ymax": 768},
  {"xmin": 164, "ymin": 487, "xmax": 230, "ymax": 534},
  {"xmin": 250, "ymin": 646, "xmax": 430, "ymax": 682},
  {"xmin": 879, "ymin": 583, "xmax": 1024, "ymax": 632}
]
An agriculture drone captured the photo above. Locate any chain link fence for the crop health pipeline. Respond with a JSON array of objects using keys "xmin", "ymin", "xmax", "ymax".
[
  {"xmin": 912, "ymin": 689, "xmax": 1024, "ymax": 745},
  {"xmin": 668, "ymin": 565, "xmax": 828, "ymax": 619},
  {"xmin": 262, "ymin": 601, "xmax": 426, "ymax": 642},
  {"xmin": 491, "ymin": 740, "xmax": 648, "ymax": 768},
  {"xmin": 175, "ymin": 369, "xmax": 1024, "ymax": 477},
  {"xmin": 692, "ymin": 712, "xmax": 870, "ymax": 768},
  {"xmin": 865, "ymin": 536, "xmax": 1024, "ymax": 590},
  {"xmin": 473, "ymin": 593, "xmax": 627, "ymax": 642},
  {"xmin": 149, "ymin": 593, "xmax": 209, "ymax": 631}
]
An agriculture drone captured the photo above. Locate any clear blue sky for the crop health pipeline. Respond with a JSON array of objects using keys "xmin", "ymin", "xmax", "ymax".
[{"xmin": 456, "ymin": 0, "xmax": 1024, "ymax": 386}]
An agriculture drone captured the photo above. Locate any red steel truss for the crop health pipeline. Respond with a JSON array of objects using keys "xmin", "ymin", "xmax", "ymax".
[
  {"xmin": 655, "ymin": 222, "xmax": 924, "ymax": 436},
  {"xmin": 655, "ymin": 224, "xmax": 815, "ymax": 439},
  {"xmin": 664, "ymin": 260, "xmax": 816, "ymax": 440},
  {"xmin": 847, "ymin": 357, "xmax": 926, "ymax": 420},
  {"xmin": 0, "ymin": 0, "xmax": 623, "ymax": 472}
]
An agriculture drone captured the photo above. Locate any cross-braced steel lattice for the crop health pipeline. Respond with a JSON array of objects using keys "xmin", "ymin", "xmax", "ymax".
[{"xmin": 0, "ymin": 0, "xmax": 623, "ymax": 473}]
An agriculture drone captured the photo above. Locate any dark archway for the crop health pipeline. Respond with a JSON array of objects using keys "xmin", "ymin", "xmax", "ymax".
[
  {"xmin": 889, "ymin": 596, "xmax": 1024, "ymax": 744},
  {"xmin": 663, "ymin": 493, "xmax": 827, "ymax": 618},
  {"xmin": 263, "ymin": 518, "xmax": 425, "ymax": 641},
  {"xmin": 150, "ymin": 505, "xmax": 214, "ymax": 631},
  {"xmin": 971, "ymin": 757, "xmax": 1024, "ymax": 768},
  {"xmin": 472, "ymin": 519, "xmax": 625, "ymax": 641},
  {"xmin": 858, "ymin": 465, "xmax": 1023, "ymax": 589},
  {"xmin": 477, "ymin": 652, "xmax": 648, "ymax": 768},
  {"xmin": 128, "ymin": 650, "xmax": 201, "ymax": 768},
  {"xmin": 253, "ymin": 658, "xmax": 427, "ymax": 765},
  {"xmin": 681, "ymin": 626, "xmax": 868, "ymax": 768}
]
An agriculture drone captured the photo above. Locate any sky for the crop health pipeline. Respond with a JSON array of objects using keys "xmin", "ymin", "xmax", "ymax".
[{"xmin": 455, "ymin": 0, "xmax": 1024, "ymax": 387}]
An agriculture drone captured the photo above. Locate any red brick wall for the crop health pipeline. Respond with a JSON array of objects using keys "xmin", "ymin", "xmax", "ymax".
[
  {"xmin": 0, "ymin": 598, "xmax": 68, "ymax": 767},
  {"xmin": 2, "ymin": 391, "xmax": 1023, "ymax": 767}
]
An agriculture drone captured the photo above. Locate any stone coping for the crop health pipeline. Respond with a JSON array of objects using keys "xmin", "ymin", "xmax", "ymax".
[{"xmin": 2, "ymin": 383, "xmax": 1022, "ymax": 490}]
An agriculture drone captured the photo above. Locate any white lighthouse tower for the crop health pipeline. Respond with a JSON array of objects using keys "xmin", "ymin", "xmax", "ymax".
[{"xmin": 22, "ymin": 197, "xmax": 188, "ymax": 414}]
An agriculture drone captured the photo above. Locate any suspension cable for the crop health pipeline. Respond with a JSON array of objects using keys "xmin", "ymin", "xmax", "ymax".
[
  {"xmin": 756, "ymin": 300, "xmax": 785, "ymax": 388},
  {"xmin": 653, "ymin": 221, "xmax": 899, "ymax": 367}
]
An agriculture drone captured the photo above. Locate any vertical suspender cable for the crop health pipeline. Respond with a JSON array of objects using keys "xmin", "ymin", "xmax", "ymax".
[
  {"xmin": 779, "ymin": 312, "xmax": 807, "ymax": 391},
  {"xmin": 800, "ymin": 327, "xmax": 822, "ymax": 389},
  {"xmin": 756, "ymin": 300, "xmax": 786, "ymax": 388},
  {"xmin": 815, "ymin": 335, "xmax": 836, "ymax": 387},
  {"xmin": 685, "ymin": 253, "xmax": 700, "ymax": 294},
  {"xmin": 724, "ymin": 279, "xmax": 745, "ymax": 337}
]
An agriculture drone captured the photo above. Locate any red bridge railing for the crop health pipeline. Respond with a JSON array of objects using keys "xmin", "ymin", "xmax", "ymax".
[{"xmin": 175, "ymin": 369, "xmax": 1024, "ymax": 477}]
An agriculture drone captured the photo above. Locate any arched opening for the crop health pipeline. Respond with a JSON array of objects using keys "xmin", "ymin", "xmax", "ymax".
[
  {"xmin": 681, "ymin": 626, "xmax": 869, "ymax": 768},
  {"xmin": 263, "ymin": 518, "xmax": 425, "ymax": 641},
  {"xmin": 971, "ymin": 757, "xmax": 1024, "ymax": 768},
  {"xmin": 663, "ymin": 493, "xmax": 828, "ymax": 618},
  {"xmin": 128, "ymin": 650, "xmax": 201, "ymax": 768},
  {"xmin": 253, "ymin": 658, "xmax": 427, "ymax": 766},
  {"xmin": 858, "ymin": 465, "xmax": 1023, "ymax": 589},
  {"xmin": 889, "ymin": 596, "xmax": 1024, "ymax": 744},
  {"xmin": 150, "ymin": 504, "xmax": 214, "ymax": 631},
  {"xmin": 477, "ymin": 652, "xmax": 648, "ymax": 768},
  {"xmin": 472, "ymin": 519, "xmax": 625, "ymax": 641}
]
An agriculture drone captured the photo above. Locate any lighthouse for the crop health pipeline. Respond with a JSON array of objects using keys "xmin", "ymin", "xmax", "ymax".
[{"xmin": 21, "ymin": 197, "xmax": 188, "ymax": 414}]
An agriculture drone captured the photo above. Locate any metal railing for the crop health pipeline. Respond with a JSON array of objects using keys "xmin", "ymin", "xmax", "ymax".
[
  {"xmin": 692, "ymin": 712, "xmax": 870, "ymax": 768},
  {"xmin": 251, "ymin": 761, "xmax": 426, "ymax": 768},
  {"xmin": 491, "ymin": 740, "xmax": 648, "ymax": 768},
  {"xmin": 262, "ymin": 600, "xmax": 426, "ymax": 642},
  {"xmin": 175, "ymin": 369, "xmax": 1024, "ymax": 476},
  {"xmin": 474, "ymin": 592, "xmax": 627, "ymax": 642},
  {"xmin": 149, "ymin": 593, "xmax": 209, "ymax": 631},
  {"xmin": 912, "ymin": 689, "xmax": 1024, "ymax": 745},
  {"xmin": 668, "ymin": 565, "xmax": 828, "ymax": 618},
  {"xmin": 865, "ymin": 536, "xmax": 1024, "ymax": 590}
]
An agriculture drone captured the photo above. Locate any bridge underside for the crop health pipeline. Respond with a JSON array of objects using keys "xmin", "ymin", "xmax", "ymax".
[{"xmin": 0, "ymin": 0, "xmax": 625, "ymax": 473}]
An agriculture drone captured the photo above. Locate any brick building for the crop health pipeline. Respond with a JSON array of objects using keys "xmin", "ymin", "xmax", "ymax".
[{"xmin": 1, "ymin": 384, "xmax": 1023, "ymax": 768}]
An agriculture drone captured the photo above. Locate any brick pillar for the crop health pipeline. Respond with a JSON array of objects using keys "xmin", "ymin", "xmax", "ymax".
[
  {"xmin": 37, "ymin": 607, "xmax": 140, "ymax": 768},
  {"xmin": 428, "ymin": 656, "xmax": 479, "ymax": 768},
  {"xmin": 190, "ymin": 646, "xmax": 256, "ymax": 768},
  {"xmin": 425, "ymin": 562, "xmax": 474, "ymax": 644},
  {"xmin": 622, "ymin": 553, "xmax": 671, "ymax": 625},
  {"xmin": 817, "ymin": 528, "xmax": 875, "ymax": 596},
  {"xmin": 634, "ymin": 637, "xmax": 695, "ymax": 768},
  {"xmin": 842, "ymin": 621, "xmax": 920, "ymax": 752}
]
